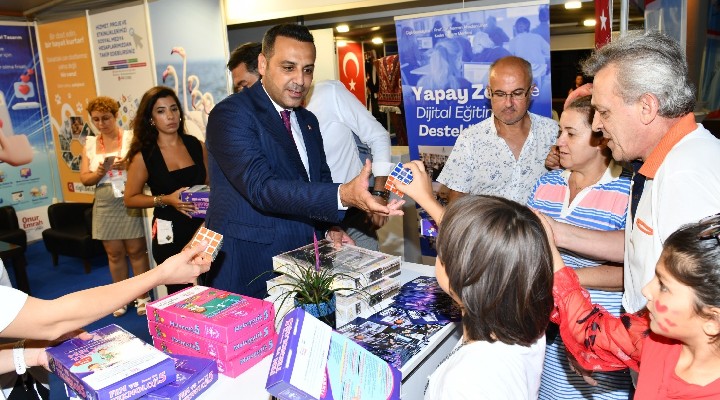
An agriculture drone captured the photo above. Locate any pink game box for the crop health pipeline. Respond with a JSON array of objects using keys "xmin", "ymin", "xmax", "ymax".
[
  {"xmin": 153, "ymin": 336, "xmax": 276, "ymax": 378},
  {"xmin": 148, "ymin": 320, "xmax": 275, "ymax": 361},
  {"xmin": 146, "ymin": 286, "xmax": 274, "ymax": 344}
]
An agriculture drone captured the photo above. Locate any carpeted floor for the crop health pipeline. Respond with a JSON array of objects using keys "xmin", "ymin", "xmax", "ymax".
[{"xmin": 4, "ymin": 240, "xmax": 154, "ymax": 399}]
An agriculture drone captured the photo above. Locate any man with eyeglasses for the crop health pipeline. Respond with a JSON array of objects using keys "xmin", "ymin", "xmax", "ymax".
[{"xmin": 437, "ymin": 56, "xmax": 558, "ymax": 205}]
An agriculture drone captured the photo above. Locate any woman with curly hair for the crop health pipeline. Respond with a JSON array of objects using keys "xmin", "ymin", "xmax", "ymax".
[
  {"xmin": 79, "ymin": 96, "xmax": 150, "ymax": 317},
  {"xmin": 124, "ymin": 86, "xmax": 208, "ymax": 295}
]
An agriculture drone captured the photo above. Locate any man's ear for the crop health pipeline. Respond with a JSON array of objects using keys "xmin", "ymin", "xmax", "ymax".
[
  {"xmin": 638, "ymin": 93, "xmax": 659, "ymax": 125},
  {"xmin": 257, "ymin": 53, "xmax": 267, "ymax": 76}
]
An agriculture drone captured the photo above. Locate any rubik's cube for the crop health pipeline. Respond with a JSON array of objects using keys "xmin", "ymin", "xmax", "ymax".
[
  {"xmin": 190, "ymin": 227, "xmax": 223, "ymax": 261},
  {"xmin": 385, "ymin": 162, "xmax": 413, "ymax": 197}
]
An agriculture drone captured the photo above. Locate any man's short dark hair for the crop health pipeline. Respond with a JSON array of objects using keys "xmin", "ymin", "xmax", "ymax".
[
  {"xmin": 437, "ymin": 195, "xmax": 553, "ymax": 346},
  {"xmin": 262, "ymin": 24, "xmax": 314, "ymax": 59},
  {"xmin": 227, "ymin": 42, "xmax": 262, "ymax": 73}
]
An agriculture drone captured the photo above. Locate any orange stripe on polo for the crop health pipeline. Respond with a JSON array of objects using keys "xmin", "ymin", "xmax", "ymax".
[
  {"xmin": 639, "ymin": 113, "xmax": 696, "ymax": 178},
  {"xmin": 636, "ymin": 218, "xmax": 654, "ymax": 235}
]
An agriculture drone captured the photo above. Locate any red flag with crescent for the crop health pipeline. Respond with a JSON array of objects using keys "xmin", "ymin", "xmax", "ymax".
[
  {"xmin": 337, "ymin": 42, "xmax": 366, "ymax": 105},
  {"xmin": 595, "ymin": 0, "xmax": 612, "ymax": 48}
]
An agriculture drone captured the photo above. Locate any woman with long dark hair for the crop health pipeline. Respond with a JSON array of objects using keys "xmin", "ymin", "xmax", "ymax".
[{"xmin": 124, "ymin": 86, "xmax": 208, "ymax": 295}]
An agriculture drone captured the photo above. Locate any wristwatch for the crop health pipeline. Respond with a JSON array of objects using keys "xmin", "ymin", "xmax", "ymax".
[
  {"xmin": 370, "ymin": 189, "xmax": 390, "ymax": 200},
  {"xmin": 14, "ymin": 340, "xmax": 26, "ymax": 375}
]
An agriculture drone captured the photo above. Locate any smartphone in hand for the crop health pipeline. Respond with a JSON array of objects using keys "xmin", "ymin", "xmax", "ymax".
[{"xmin": 103, "ymin": 156, "xmax": 116, "ymax": 171}]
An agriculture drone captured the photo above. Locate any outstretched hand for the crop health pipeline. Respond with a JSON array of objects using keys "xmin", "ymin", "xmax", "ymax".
[
  {"xmin": 394, "ymin": 161, "xmax": 445, "ymax": 223},
  {"xmin": 327, "ymin": 226, "xmax": 355, "ymax": 249},
  {"xmin": 157, "ymin": 240, "xmax": 212, "ymax": 284},
  {"xmin": 340, "ymin": 159, "xmax": 404, "ymax": 217}
]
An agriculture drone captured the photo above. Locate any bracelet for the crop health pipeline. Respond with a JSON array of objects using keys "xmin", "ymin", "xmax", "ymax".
[
  {"xmin": 13, "ymin": 340, "xmax": 26, "ymax": 375},
  {"xmin": 153, "ymin": 195, "xmax": 167, "ymax": 208},
  {"xmin": 370, "ymin": 190, "xmax": 390, "ymax": 200}
]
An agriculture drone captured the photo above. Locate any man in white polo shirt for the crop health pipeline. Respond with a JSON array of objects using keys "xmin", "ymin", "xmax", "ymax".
[{"xmin": 543, "ymin": 30, "xmax": 720, "ymax": 314}]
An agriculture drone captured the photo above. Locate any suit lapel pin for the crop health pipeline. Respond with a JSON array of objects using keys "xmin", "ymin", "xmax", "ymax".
[{"xmin": 307, "ymin": 125, "xmax": 312, "ymax": 130}]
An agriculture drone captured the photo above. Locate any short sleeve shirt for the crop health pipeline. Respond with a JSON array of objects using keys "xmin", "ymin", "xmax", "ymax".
[{"xmin": 437, "ymin": 112, "xmax": 558, "ymax": 205}]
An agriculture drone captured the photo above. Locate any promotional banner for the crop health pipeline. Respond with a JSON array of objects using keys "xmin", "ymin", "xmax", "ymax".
[
  {"xmin": 89, "ymin": 2, "xmax": 154, "ymax": 130},
  {"xmin": 0, "ymin": 22, "xmax": 56, "ymax": 240},
  {"xmin": 148, "ymin": 0, "xmax": 229, "ymax": 141},
  {"xmin": 337, "ymin": 41, "xmax": 366, "ymax": 105},
  {"xmin": 395, "ymin": 2, "xmax": 550, "ymax": 255},
  {"xmin": 395, "ymin": 1, "xmax": 551, "ymax": 162},
  {"xmin": 37, "ymin": 16, "xmax": 98, "ymax": 202}
]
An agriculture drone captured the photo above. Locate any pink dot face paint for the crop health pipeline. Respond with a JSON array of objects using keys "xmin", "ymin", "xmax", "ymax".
[
  {"xmin": 663, "ymin": 318, "xmax": 677, "ymax": 327},
  {"xmin": 655, "ymin": 300, "xmax": 668, "ymax": 313}
]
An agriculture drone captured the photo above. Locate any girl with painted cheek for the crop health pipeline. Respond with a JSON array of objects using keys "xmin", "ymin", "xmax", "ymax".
[{"xmin": 545, "ymin": 213, "xmax": 720, "ymax": 399}]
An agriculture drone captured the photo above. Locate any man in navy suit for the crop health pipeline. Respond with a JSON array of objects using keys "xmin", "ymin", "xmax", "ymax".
[{"xmin": 204, "ymin": 24, "xmax": 400, "ymax": 297}]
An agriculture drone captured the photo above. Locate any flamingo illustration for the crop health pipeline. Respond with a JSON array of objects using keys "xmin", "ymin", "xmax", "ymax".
[
  {"xmin": 162, "ymin": 65, "xmax": 179, "ymax": 94},
  {"xmin": 187, "ymin": 75, "xmax": 200, "ymax": 95},
  {"xmin": 170, "ymin": 47, "xmax": 188, "ymax": 113}
]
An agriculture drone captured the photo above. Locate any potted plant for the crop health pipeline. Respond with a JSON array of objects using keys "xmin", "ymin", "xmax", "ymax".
[{"xmin": 264, "ymin": 234, "xmax": 370, "ymax": 328}]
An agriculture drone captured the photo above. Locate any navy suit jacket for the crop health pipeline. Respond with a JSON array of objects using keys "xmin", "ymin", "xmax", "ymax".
[{"xmin": 204, "ymin": 81, "xmax": 342, "ymax": 297}]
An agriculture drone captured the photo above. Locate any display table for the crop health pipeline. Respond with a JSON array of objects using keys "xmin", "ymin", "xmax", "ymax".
[{"xmin": 196, "ymin": 262, "xmax": 461, "ymax": 399}]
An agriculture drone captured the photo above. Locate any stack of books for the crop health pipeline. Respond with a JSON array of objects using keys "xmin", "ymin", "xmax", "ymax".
[
  {"xmin": 146, "ymin": 286, "xmax": 277, "ymax": 378},
  {"xmin": 269, "ymin": 240, "xmax": 402, "ymax": 327}
]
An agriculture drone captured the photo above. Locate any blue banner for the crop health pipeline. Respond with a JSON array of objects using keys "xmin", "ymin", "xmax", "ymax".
[{"xmin": 395, "ymin": 2, "xmax": 552, "ymax": 161}]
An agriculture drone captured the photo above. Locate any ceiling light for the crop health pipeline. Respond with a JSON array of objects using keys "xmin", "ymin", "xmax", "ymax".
[
  {"xmin": 583, "ymin": 18, "xmax": 596, "ymax": 27},
  {"xmin": 336, "ymin": 40, "xmax": 347, "ymax": 47},
  {"xmin": 565, "ymin": 1, "xmax": 582, "ymax": 9},
  {"xmin": 371, "ymin": 26, "xmax": 381, "ymax": 31},
  {"xmin": 371, "ymin": 37, "xmax": 383, "ymax": 44},
  {"xmin": 336, "ymin": 24, "xmax": 349, "ymax": 33}
]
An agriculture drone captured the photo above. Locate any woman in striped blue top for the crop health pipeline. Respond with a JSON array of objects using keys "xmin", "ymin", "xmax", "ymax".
[{"xmin": 527, "ymin": 95, "xmax": 633, "ymax": 399}]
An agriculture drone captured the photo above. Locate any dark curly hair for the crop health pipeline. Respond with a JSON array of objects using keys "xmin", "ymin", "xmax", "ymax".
[{"xmin": 126, "ymin": 86, "xmax": 185, "ymax": 166}]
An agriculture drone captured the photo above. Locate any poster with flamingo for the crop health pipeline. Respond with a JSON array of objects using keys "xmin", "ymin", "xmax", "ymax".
[
  {"xmin": 88, "ymin": 3, "xmax": 154, "ymax": 130},
  {"xmin": 148, "ymin": 0, "xmax": 228, "ymax": 141}
]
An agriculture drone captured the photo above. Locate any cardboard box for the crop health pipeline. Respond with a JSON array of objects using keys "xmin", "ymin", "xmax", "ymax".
[
  {"xmin": 148, "ymin": 320, "xmax": 275, "ymax": 361},
  {"xmin": 272, "ymin": 241, "xmax": 401, "ymax": 290},
  {"xmin": 46, "ymin": 324, "xmax": 176, "ymax": 400},
  {"xmin": 146, "ymin": 286, "xmax": 274, "ymax": 345},
  {"xmin": 266, "ymin": 308, "xmax": 401, "ymax": 400},
  {"xmin": 139, "ymin": 354, "xmax": 217, "ymax": 400},
  {"xmin": 180, "ymin": 185, "xmax": 209, "ymax": 218},
  {"xmin": 154, "ymin": 336, "xmax": 276, "ymax": 378}
]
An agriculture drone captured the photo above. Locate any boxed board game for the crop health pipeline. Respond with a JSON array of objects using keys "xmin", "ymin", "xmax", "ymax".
[
  {"xmin": 266, "ymin": 308, "xmax": 401, "ymax": 400},
  {"xmin": 46, "ymin": 324, "xmax": 176, "ymax": 400},
  {"xmin": 335, "ymin": 276, "xmax": 402, "ymax": 326},
  {"xmin": 179, "ymin": 185, "xmax": 209, "ymax": 218},
  {"xmin": 153, "ymin": 335, "xmax": 276, "ymax": 378},
  {"xmin": 148, "ymin": 320, "xmax": 275, "ymax": 361},
  {"xmin": 139, "ymin": 354, "xmax": 217, "ymax": 400},
  {"xmin": 272, "ymin": 240, "xmax": 401, "ymax": 290},
  {"xmin": 146, "ymin": 286, "xmax": 274, "ymax": 345}
]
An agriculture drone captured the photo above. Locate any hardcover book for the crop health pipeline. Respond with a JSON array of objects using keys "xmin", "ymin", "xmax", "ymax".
[{"xmin": 46, "ymin": 324, "xmax": 176, "ymax": 400}]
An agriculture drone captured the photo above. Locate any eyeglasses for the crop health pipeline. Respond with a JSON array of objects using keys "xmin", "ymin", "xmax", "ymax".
[
  {"xmin": 698, "ymin": 213, "xmax": 720, "ymax": 244},
  {"xmin": 486, "ymin": 86, "xmax": 533, "ymax": 100}
]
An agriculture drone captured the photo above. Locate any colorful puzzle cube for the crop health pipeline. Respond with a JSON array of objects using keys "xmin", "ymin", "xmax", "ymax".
[{"xmin": 385, "ymin": 162, "xmax": 413, "ymax": 197}]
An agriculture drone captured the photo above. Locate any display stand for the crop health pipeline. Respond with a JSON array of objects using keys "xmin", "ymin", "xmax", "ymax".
[{"xmin": 194, "ymin": 262, "xmax": 460, "ymax": 399}]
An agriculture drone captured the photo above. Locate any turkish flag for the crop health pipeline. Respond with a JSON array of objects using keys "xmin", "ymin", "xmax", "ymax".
[
  {"xmin": 336, "ymin": 42, "xmax": 366, "ymax": 105},
  {"xmin": 595, "ymin": 0, "xmax": 612, "ymax": 48}
]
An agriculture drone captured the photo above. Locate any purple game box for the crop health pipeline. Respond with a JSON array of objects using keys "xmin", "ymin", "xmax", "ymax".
[
  {"xmin": 179, "ymin": 185, "xmax": 209, "ymax": 218},
  {"xmin": 266, "ymin": 308, "xmax": 401, "ymax": 400},
  {"xmin": 139, "ymin": 354, "xmax": 217, "ymax": 400},
  {"xmin": 146, "ymin": 286, "xmax": 274, "ymax": 344},
  {"xmin": 148, "ymin": 320, "xmax": 275, "ymax": 361},
  {"xmin": 46, "ymin": 324, "xmax": 176, "ymax": 400}
]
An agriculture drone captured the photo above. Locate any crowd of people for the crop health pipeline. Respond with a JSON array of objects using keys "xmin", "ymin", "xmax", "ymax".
[{"xmin": 1, "ymin": 20, "xmax": 719, "ymax": 400}]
